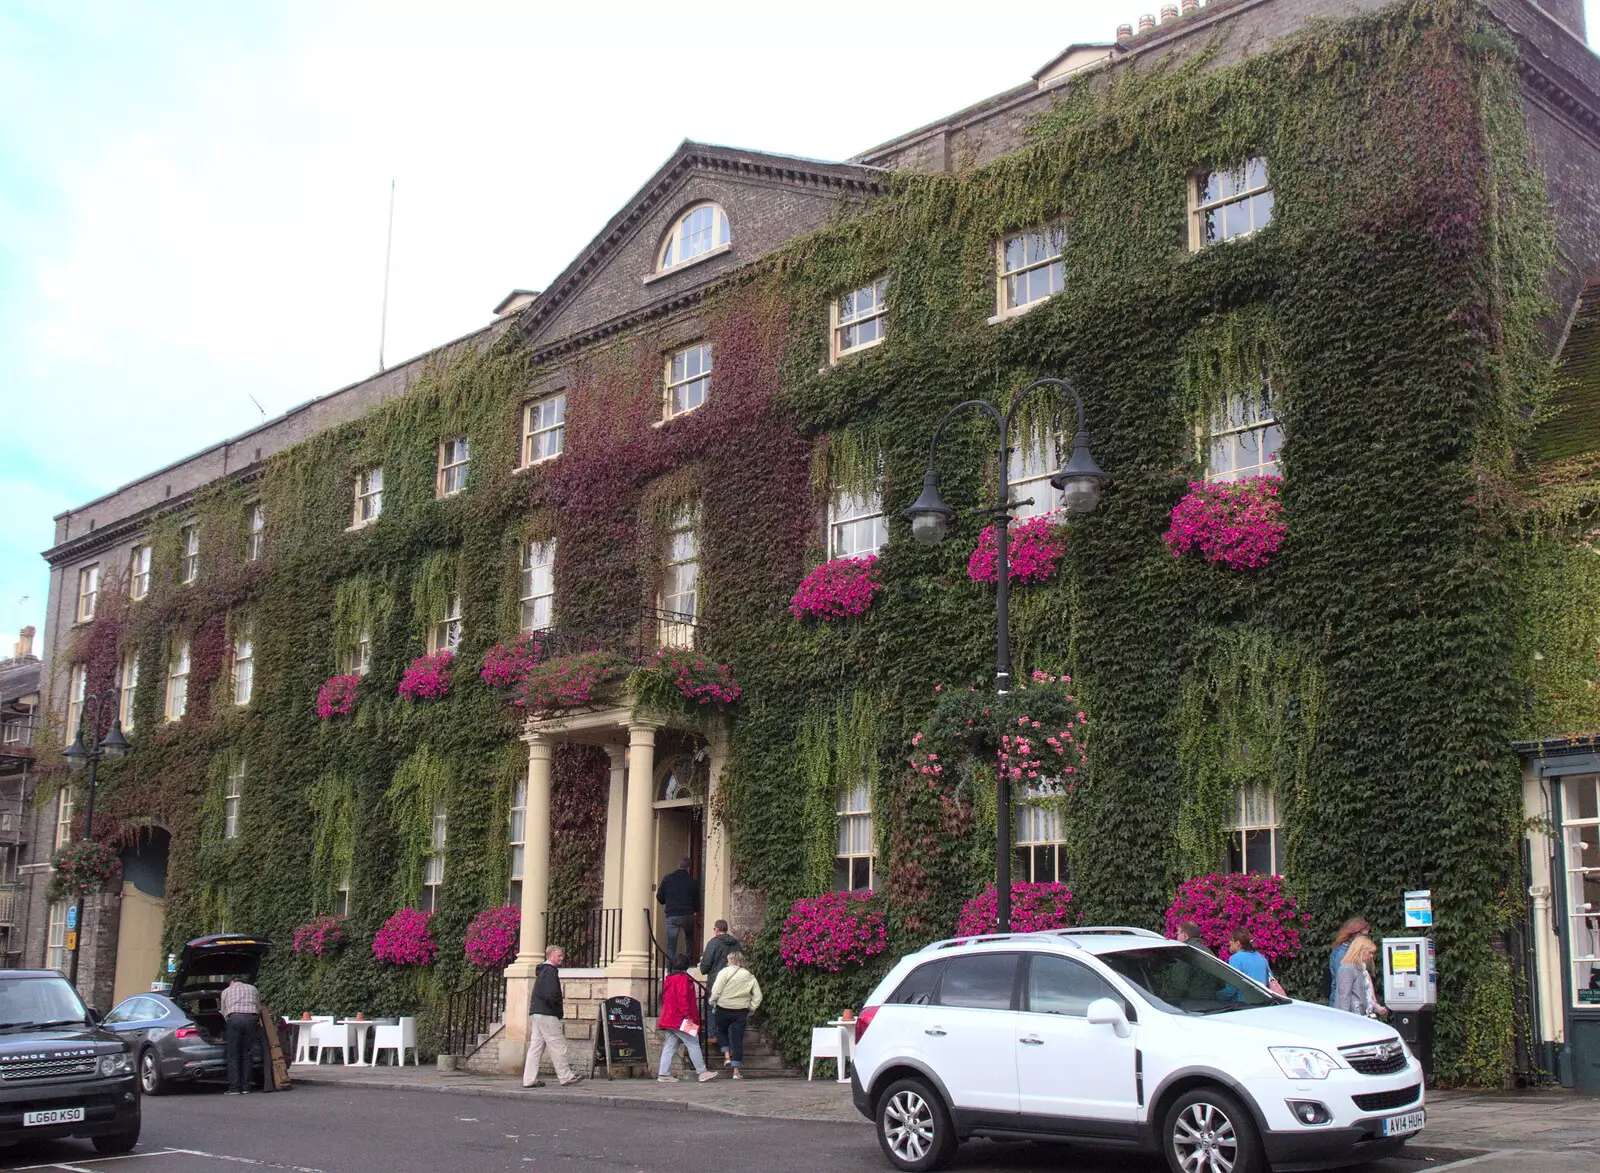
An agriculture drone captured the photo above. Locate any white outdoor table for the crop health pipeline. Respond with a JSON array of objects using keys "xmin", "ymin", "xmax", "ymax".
[
  {"xmin": 336, "ymin": 1020, "xmax": 377, "ymax": 1066},
  {"xmin": 825, "ymin": 1019, "xmax": 857, "ymax": 1084}
]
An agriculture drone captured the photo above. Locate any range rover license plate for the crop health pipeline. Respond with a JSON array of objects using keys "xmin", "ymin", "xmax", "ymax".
[
  {"xmin": 24, "ymin": 1106, "xmax": 84, "ymax": 1127},
  {"xmin": 1382, "ymin": 1109, "xmax": 1425, "ymax": 1137}
]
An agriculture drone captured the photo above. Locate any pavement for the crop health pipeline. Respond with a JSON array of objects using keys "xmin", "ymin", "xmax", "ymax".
[{"xmin": 275, "ymin": 1061, "xmax": 1600, "ymax": 1171}]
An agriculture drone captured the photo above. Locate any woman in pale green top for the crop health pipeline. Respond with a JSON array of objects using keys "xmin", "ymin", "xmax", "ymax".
[{"xmin": 708, "ymin": 951, "xmax": 762, "ymax": 1079}]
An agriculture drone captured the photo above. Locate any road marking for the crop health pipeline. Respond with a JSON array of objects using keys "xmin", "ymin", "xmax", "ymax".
[
  {"xmin": 14, "ymin": 1154, "xmax": 184, "ymax": 1171},
  {"xmin": 1423, "ymin": 1151, "xmax": 1522, "ymax": 1171},
  {"xmin": 164, "ymin": 1148, "xmax": 327, "ymax": 1173}
]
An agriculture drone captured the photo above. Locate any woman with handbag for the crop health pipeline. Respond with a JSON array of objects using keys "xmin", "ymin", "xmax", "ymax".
[
  {"xmin": 1334, "ymin": 935, "xmax": 1389, "ymax": 1017},
  {"xmin": 657, "ymin": 954, "xmax": 720, "ymax": 1083}
]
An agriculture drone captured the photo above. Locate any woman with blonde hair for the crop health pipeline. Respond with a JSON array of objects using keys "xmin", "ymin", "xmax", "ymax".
[
  {"xmin": 1333, "ymin": 935, "xmax": 1387, "ymax": 1017},
  {"xmin": 1328, "ymin": 917, "xmax": 1370, "ymax": 1005}
]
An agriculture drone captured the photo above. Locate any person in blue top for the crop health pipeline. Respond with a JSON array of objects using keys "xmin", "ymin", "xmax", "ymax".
[{"xmin": 1225, "ymin": 928, "xmax": 1273, "ymax": 987}]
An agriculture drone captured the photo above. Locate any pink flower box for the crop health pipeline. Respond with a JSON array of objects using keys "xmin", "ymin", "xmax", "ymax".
[
  {"xmin": 956, "ymin": 881, "xmax": 1080, "ymax": 935},
  {"xmin": 481, "ymin": 636, "xmax": 543, "ymax": 690},
  {"xmin": 1165, "ymin": 872, "xmax": 1307, "ymax": 963},
  {"xmin": 779, "ymin": 891, "xmax": 887, "ymax": 971},
  {"xmin": 372, "ymin": 908, "xmax": 438, "ymax": 967},
  {"xmin": 316, "ymin": 674, "xmax": 361, "ymax": 720},
  {"xmin": 463, "ymin": 905, "xmax": 520, "ymax": 968},
  {"xmin": 1163, "ymin": 476, "xmax": 1285, "ymax": 570},
  {"xmin": 790, "ymin": 556, "xmax": 882, "ymax": 621},
  {"xmin": 398, "ymin": 650, "xmax": 454, "ymax": 702},
  {"xmin": 967, "ymin": 516, "xmax": 1066, "ymax": 584}
]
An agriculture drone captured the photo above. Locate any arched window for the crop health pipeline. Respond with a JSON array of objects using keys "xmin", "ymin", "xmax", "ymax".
[{"xmin": 657, "ymin": 203, "xmax": 730, "ymax": 271}]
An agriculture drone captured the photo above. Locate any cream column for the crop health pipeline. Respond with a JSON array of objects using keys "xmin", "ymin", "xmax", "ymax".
[
  {"xmin": 498, "ymin": 730, "xmax": 554, "ymax": 1073},
  {"xmin": 701, "ymin": 729, "xmax": 733, "ymax": 938},
  {"xmin": 601, "ymin": 745, "xmax": 627, "ymax": 913},
  {"xmin": 614, "ymin": 722, "xmax": 658, "ymax": 972}
]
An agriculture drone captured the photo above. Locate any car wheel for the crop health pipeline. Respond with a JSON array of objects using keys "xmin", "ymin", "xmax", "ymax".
[
  {"xmin": 875, "ymin": 1077, "xmax": 956, "ymax": 1172},
  {"xmin": 1162, "ymin": 1086, "xmax": 1264, "ymax": 1173},
  {"xmin": 139, "ymin": 1049, "xmax": 166, "ymax": 1096},
  {"xmin": 92, "ymin": 1121, "xmax": 140, "ymax": 1155}
]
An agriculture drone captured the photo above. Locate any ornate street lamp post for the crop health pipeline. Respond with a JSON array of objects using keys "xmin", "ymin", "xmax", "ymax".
[
  {"xmin": 903, "ymin": 377, "xmax": 1107, "ymax": 933},
  {"xmin": 60, "ymin": 691, "xmax": 128, "ymax": 991}
]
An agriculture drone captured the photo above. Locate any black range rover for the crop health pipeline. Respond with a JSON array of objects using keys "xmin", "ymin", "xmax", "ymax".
[{"xmin": 0, "ymin": 970, "xmax": 139, "ymax": 1153}]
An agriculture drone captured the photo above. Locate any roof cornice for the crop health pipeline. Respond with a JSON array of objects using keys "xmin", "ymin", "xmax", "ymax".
[{"xmin": 42, "ymin": 466, "xmax": 266, "ymax": 567}]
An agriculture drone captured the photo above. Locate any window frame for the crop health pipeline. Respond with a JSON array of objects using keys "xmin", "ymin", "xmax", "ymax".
[
  {"xmin": 224, "ymin": 759, "xmax": 244, "ymax": 840},
  {"xmin": 830, "ymin": 277, "xmax": 889, "ymax": 363},
  {"xmin": 1203, "ymin": 362, "xmax": 1283, "ymax": 483},
  {"xmin": 353, "ymin": 467, "xmax": 384, "ymax": 527},
  {"xmin": 1014, "ymin": 802, "xmax": 1067, "ymax": 884},
  {"xmin": 232, "ymin": 617, "xmax": 254, "ymax": 707},
  {"xmin": 421, "ymin": 799, "xmax": 446, "ymax": 912},
  {"xmin": 1188, "ymin": 157, "xmax": 1274, "ymax": 251},
  {"xmin": 664, "ymin": 344, "xmax": 713, "ymax": 420},
  {"xmin": 245, "ymin": 504, "xmax": 265, "ymax": 562},
  {"xmin": 827, "ymin": 486, "xmax": 887, "ymax": 560},
  {"xmin": 1009, "ymin": 430, "xmax": 1065, "ymax": 521},
  {"xmin": 1559, "ymin": 774, "xmax": 1600, "ymax": 1007},
  {"xmin": 180, "ymin": 524, "xmax": 200, "ymax": 585},
  {"xmin": 520, "ymin": 539, "xmax": 556, "ymax": 634},
  {"xmin": 165, "ymin": 638, "xmax": 191, "ymax": 722},
  {"xmin": 436, "ymin": 436, "xmax": 470, "ymax": 498},
  {"xmin": 46, "ymin": 901, "xmax": 68, "ymax": 971},
  {"xmin": 130, "ymin": 545, "xmax": 152, "ymax": 601},
  {"xmin": 65, "ymin": 663, "xmax": 87, "ymax": 742},
  {"xmin": 429, "ymin": 596, "xmax": 463, "ymax": 655},
  {"xmin": 993, "ymin": 227, "xmax": 1066, "ymax": 320},
  {"xmin": 343, "ymin": 626, "xmax": 371, "ymax": 677},
  {"xmin": 76, "ymin": 564, "xmax": 99, "ymax": 624},
  {"xmin": 833, "ymin": 778, "xmax": 876, "ymax": 893},
  {"xmin": 520, "ymin": 394, "xmax": 567, "ymax": 467},
  {"xmin": 1226, "ymin": 782, "xmax": 1282, "ymax": 876},
  {"xmin": 658, "ymin": 504, "xmax": 700, "ymax": 648},
  {"xmin": 118, "ymin": 651, "xmax": 138, "ymax": 734},
  {"xmin": 508, "ymin": 776, "xmax": 527, "ymax": 905},
  {"xmin": 656, "ymin": 202, "xmax": 731, "ymax": 272}
]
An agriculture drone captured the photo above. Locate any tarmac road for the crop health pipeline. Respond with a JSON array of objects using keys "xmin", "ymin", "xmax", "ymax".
[{"xmin": 0, "ymin": 1083, "xmax": 1487, "ymax": 1173}]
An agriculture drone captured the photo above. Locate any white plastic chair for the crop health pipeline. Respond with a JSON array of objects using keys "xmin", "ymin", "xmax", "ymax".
[
  {"xmin": 371, "ymin": 1017, "xmax": 418, "ymax": 1066},
  {"xmin": 292, "ymin": 1016, "xmax": 334, "ymax": 1064},
  {"xmin": 311, "ymin": 1019, "xmax": 356, "ymax": 1064},
  {"xmin": 807, "ymin": 1026, "xmax": 843, "ymax": 1081}
]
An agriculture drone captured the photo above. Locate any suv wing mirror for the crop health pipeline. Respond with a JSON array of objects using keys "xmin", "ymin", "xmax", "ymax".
[
  {"xmin": 86, "ymin": 1007, "xmax": 102, "ymax": 1024},
  {"xmin": 1085, "ymin": 997, "xmax": 1131, "ymax": 1039}
]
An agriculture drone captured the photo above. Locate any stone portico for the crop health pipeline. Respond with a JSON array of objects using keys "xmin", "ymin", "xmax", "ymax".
[{"xmin": 496, "ymin": 705, "xmax": 730, "ymax": 1075}]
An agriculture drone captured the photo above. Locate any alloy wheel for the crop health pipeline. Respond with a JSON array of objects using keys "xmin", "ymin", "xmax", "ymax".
[
  {"xmin": 140, "ymin": 1051, "xmax": 158, "ymax": 1094},
  {"xmin": 882, "ymin": 1088, "xmax": 936, "ymax": 1163},
  {"xmin": 1172, "ymin": 1100, "xmax": 1238, "ymax": 1173}
]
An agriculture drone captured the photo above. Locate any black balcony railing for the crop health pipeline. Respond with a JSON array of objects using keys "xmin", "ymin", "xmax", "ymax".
[
  {"xmin": 441, "ymin": 965, "xmax": 506, "ymax": 1059},
  {"xmin": 544, "ymin": 907, "xmax": 621, "ymax": 970},
  {"xmin": 527, "ymin": 606, "xmax": 709, "ymax": 666}
]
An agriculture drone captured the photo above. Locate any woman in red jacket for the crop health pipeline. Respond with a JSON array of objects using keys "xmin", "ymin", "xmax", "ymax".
[{"xmin": 657, "ymin": 954, "xmax": 719, "ymax": 1082}]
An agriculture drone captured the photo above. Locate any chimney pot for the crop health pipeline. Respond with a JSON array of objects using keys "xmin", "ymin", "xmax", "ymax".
[
  {"xmin": 1116, "ymin": 21, "xmax": 1133, "ymax": 40},
  {"xmin": 1160, "ymin": 4, "xmax": 1179, "ymax": 21},
  {"xmin": 15, "ymin": 627, "xmax": 34, "ymax": 659},
  {"xmin": 1138, "ymin": 12, "xmax": 1156, "ymax": 31},
  {"xmin": 1181, "ymin": 0, "xmax": 1199, "ymax": 12}
]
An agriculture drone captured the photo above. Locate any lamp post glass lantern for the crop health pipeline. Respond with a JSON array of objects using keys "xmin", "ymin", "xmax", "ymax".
[
  {"xmin": 902, "ymin": 377, "xmax": 1106, "ymax": 932},
  {"xmin": 60, "ymin": 689, "xmax": 126, "ymax": 990}
]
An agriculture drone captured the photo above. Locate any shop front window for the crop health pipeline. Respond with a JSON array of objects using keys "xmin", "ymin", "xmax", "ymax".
[{"xmin": 1563, "ymin": 774, "xmax": 1600, "ymax": 1005}]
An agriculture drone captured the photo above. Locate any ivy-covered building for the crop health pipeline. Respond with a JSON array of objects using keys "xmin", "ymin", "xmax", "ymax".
[{"xmin": 26, "ymin": 0, "xmax": 1600, "ymax": 1088}]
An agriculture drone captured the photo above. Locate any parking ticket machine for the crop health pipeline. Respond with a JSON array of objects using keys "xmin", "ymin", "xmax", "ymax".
[
  {"xmin": 1382, "ymin": 936, "xmax": 1437, "ymax": 1010},
  {"xmin": 1382, "ymin": 935, "xmax": 1437, "ymax": 1083}
]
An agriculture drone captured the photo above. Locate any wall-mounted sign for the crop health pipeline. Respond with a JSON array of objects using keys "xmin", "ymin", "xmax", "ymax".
[{"xmin": 1403, "ymin": 889, "xmax": 1433, "ymax": 928}]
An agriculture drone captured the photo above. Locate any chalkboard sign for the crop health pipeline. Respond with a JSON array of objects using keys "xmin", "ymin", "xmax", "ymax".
[{"xmin": 592, "ymin": 996, "xmax": 649, "ymax": 1079}]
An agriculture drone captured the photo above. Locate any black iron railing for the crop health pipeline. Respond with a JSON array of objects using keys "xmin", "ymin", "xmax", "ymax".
[
  {"xmin": 442, "ymin": 965, "xmax": 506, "ymax": 1059},
  {"xmin": 545, "ymin": 907, "xmax": 621, "ymax": 970},
  {"xmin": 644, "ymin": 910, "xmax": 710, "ymax": 1052},
  {"xmin": 528, "ymin": 606, "xmax": 710, "ymax": 666}
]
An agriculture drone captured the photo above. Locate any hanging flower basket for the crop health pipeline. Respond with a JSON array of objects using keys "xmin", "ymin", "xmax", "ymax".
[
  {"xmin": 46, "ymin": 839, "xmax": 122, "ymax": 902},
  {"xmin": 481, "ymin": 636, "xmax": 543, "ymax": 690},
  {"xmin": 1165, "ymin": 873, "xmax": 1307, "ymax": 964},
  {"xmin": 956, "ymin": 881, "xmax": 1080, "ymax": 935},
  {"xmin": 1163, "ymin": 476, "xmax": 1285, "ymax": 570},
  {"xmin": 518, "ymin": 651, "xmax": 630, "ymax": 711},
  {"xmin": 398, "ymin": 650, "xmax": 454, "ymax": 702},
  {"xmin": 638, "ymin": 649, "xmax": 741, "ymax": 710},
  {"xmin": 292, "ymin": 914, "xmax": 346, "ymax": 958},
  {"xmin": 967, "ymin": 516, "xmax": 1066, "ymax": 584},
  {"xmin": 790, "ymin": 556, "xmax": 882, "ymax": 621},
  {"xmin": 372, "ymin": 908, "xmax": 438, "ymax": 966},
  {"xmin": 463, "ymin": 905, "xmax": 520, "ymax": 968},
  {"xmin": 778, "ymin": 890, "xmax": 887, "ymax": 971},
  {"xmin": 316, "ymin": 674, "xmax": 361, "ymax": 720}
]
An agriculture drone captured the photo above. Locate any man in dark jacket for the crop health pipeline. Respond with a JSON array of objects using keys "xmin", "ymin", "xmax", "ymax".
[
  {"xmin": 699, "ymin": 920, "xmax": 742, "ymax": 1064},
  {"xmin": 522, "ymin": 945, "xmax": 583, "ymax": 1088},
  {"xmin": 656, "ymin": 858, "xmax": 699, "ymax": 958}
]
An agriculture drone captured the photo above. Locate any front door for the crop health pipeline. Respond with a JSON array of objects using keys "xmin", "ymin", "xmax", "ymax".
[
  {"xmin": 1015, "ymin": 953, "xmax": 1139, "ymax": 1126},
  {"xmin": 653, "ymin": 802, "xmax": 704, "ymax": 958},
  {"xmin": 113, "ymin": 883, "xmax": 166, "ymax": 1007}
]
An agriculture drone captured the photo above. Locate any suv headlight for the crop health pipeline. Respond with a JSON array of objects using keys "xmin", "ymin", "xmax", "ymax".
[
  {"xmin": 1270, "ymin": 1047, "xmax": 1339, "ymax": 1080},
  {"xmin": 99, "ymin": 1053, "xmax": 130, "ymax": 1077}
]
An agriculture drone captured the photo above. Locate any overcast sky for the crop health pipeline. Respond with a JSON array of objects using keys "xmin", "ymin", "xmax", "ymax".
[{"xmin": 3, "ymin": 1, "xmax": 1598, "ymax": 656}]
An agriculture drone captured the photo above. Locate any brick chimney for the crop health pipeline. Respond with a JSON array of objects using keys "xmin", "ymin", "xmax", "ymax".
[{"xmin": 13, "ymin": 626, "xmax": 34, "ymax": 659}]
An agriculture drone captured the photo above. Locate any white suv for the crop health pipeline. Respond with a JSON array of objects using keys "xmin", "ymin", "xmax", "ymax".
[{"xmin": 850, "ymin": 927, "xmax": 1424, "ymax": 1173}]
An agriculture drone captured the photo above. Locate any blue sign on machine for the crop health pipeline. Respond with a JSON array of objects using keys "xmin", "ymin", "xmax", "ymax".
[{"xmin": 65, "ymin": 906, "xmax": 78, "ymax": 930}]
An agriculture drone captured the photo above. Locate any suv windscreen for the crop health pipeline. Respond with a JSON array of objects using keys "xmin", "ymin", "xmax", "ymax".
[
  {"xmin": 0, "ymin": 976, "xmax": 90, "ymax": 1030},
  {"xmin": 1098, "ymin": 946, "xmax": 1280, "ymax": 1014}
]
